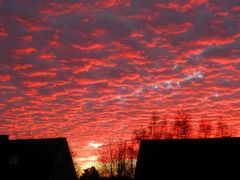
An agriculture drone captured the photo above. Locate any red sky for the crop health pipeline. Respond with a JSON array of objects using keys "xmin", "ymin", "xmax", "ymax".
[{"xmin": 0, "ymin": 0, "xmax": 240, "ymax": 169}]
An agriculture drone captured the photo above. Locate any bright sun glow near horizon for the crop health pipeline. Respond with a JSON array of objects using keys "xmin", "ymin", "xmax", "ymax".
[{"xmin": 75, "ymin": 156, "xmax": 99, "ymax": 171}]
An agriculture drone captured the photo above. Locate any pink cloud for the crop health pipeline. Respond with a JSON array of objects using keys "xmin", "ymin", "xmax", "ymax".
[
  {"xmin": 75, "ymin": 79, "xmax": 108, "ymax": 86},
  {"xmin": 73, "ymin": 64, "xmax": 92, "ymax": 74},
  {"xmin": 51, "ymin": 81, "xmax": 70, "ymax": 88},
  {"xmin": 0, "ymin": 74, "xmax": 11, "ymax": 82},
  {"xmin": 0, "ymin": 103, "xmax": 6, "ymax": 107},
  {"xmin": 14, "ymin": 48, "xmax": 37, "ymax": 55},
  {"xmin": 155, "ymin": 0, "xmax": 208, "ymax": 12},
  {"xmin": 232, "ymin": 6, "xmax": 240, "ymax": 11},
  {"xmin": 215, "ymin": 11, "xmax": 229, "ymax": 17},
  {"xmin": 148, "ymin": 22, "xmax": 193, "ymax": 35},
  {"xmin": 0, "ymin": 27, "xmax": 7, "ymax": 37},
  {"xmin": 95, "ymin": 0, "xmax": 131, "ymax": 8},
  {"xmin": 155, "ymin": 2, "xmax": 181, "ymax": 10},
  {"xmin": 90, "ymin": 28, "xmax": 107, "ymax": 37},
  {"xmin": 26, "ymin": 71, "xmax": 57, "ymax": 77},
  {"xmin": 38, "ymin": 53, "xmax": 56, "ymax": 60},
  {"xmin": 13, "ymin": 64, "xmax": 33, "ymax": 71},
  {"xmin": 21, "ymin": 35, "xmax": 33, "ymax": 41},
  {"xmin": 192, "ymin": 37, "xmax": 236, "ymax": 46},
  {"xmin": 129, "ymin": 32, "xmax": 144, "ymax": 38},
  {"xmin": 182, "ymin": 0, "xmax": 209, "ymax": 12},
  {"xmin": 208, "ymin": 57, "xmax": 240, "ymax": 65},
  {"xmin": 23, "ymin": 81, "xmax": 49, "ymax": 88},
  {"xmin": 12, "ymin": 16, "xmax": 50, "ymax": 32},
  {"xmin": 7, "ymin": 96, "xmax": 24, "ymax": 103},
  {"xmin": 0, "ymin": 85, "xmax": 16, "ymax": 90},
  {"xmin": 40, "ymin": 2, "xmax": 86, "ymax": 17},
  {"xmin": 72, "ymin": 43, "xmax": 104, "ymax": 51}
]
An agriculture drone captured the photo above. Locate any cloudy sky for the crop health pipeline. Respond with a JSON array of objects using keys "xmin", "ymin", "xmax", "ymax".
[{"xmin": 0, "ymin": 0, "xmax": 240, "ymax": 168}]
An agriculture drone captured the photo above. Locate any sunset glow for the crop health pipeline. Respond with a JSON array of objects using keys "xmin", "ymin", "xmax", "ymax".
[{"xmin": 0, "ymin": 0, "xmax": 240, "ymax": 169}]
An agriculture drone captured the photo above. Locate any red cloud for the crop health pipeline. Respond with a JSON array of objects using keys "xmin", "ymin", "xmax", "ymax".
[
  {"xmin": 22, "ymin": 89, "xmax": 38, "ymax": 97},
  {"xmin": 0, "ymin": 85, "xmax": 16, "ymax": 90},
  {"xmin": 91, "ymin": 29, "xmax": 106, "ymax": 37},
  {"xmin": 46, "ymin": 91, "xmax": 71, "ymax": 100},
  {"xmin": 14, "ymin": 48, "xmax": 37, "ymax": 55},
  {"xmin": 49, "ymin": 40, "xmax": 61, "ymax": 47},
  {"xmin": 51, "ymin": 81, "xmax": 70, "ymax": 88},
  {"xmin": 182, "ymin": 0, "xmax": 208, "ymax": 12},
  {"xmin": 148, "ymin": 22, "xmax": 192, "ymax": 35},
  {"xmin": 73, "ymin": 43, "xmax": 104, "ymax": 51},
  {"xmin": 0, "ymin": 27, "xmax": 7, "ymax": 37},
  {"xmin": 129, "ymin": 32, "xmax": 144, "ymax": 38},
  {"xmin": 215, "ymin": 11, "xmax": 229, "ymax": 17},
  {"xmin": 233, "ymin": 6, "xmax": 240, "ymax": 11},
  {"xmin": 23, "ymin": 81, "xmax": 49, "ymax": 88},
  {"xmin": 13, "ymin": 64, "xmax": 33, "ymax": 71},
  {"xmin": 107, "ymin": 50, "xmax": 144, "ymax": 60},
  {"xmin": 128, "ymin": 10, "xmax": 161, "ymax": 21},
  {"xmin": 73, "ymin": 64, "xmax": 92, "ymax": 74},
  {"xmin": 7, "ymin": 96, "xmax": 24, "ymax": 103},
  {"xmin": 88, "ymin": 58, "xmax": 116, "ymax": 68},
  {"xmin": 28, "ymin": 25, "xmax": 50, "ymax": 32},
  {"xmin": 95, "ymin": 0, "xmax": 131, "ymax": 8},
  {"xmin": 26, "ymin": 71, "xmax": 57, "ymax": 77},
  {"xmin": 76, "ymin": 79, "xmax": 108, "ymax": 85},
  {"xmin": 117, "ymin": 73, "xmax": 140, "ymax": 83},
  {"xmin": 49, "ymin": 31, "xmax": 62, "ymax": 47},
  {"xmin": 156, "ymin": 0, "xmax": 208, "ymax": 12},
  {"xmin": 0, "ymin": 74, "xmax": 11, "ymax": 82},
  {"xmin": 155, "ymin": 2, "xmax": 181, "ymax": 10},
  {"xmin": 208, "ymin": 57, "xmax": 240, "ymax": 65},
  {"xmin": 38, "ymin": 53, "xmax": 56, "ymax": 60},
  {"xmin": 12, "ymin": 16, "xmax": 50, "ymax": 32},
  {"xmin": 61, "ymin": 58, "xmax": 115, "ymax": 74},
  {"xmin": 193, "ymin": 37, "xmax": 235, "ymax": 46},
  {"xmin": 177, "ymin": 48, "xmax": 204, "ymax": 60},
  {"xmin": 21, "ymin": 35, "xmax": 33, "ymax": 41},
  {"xmin": 40, "ymin": 2, "xmax": 85, "ymax": 17}
]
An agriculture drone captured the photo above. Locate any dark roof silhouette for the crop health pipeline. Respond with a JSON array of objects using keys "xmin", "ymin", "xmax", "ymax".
[
  {"xmin": 135, "ymin": 138, "xmax": 240, "ymax": 180},
  {"xmin": 0, "ymin": 136, "xmax": 77, "ymax": 180},
  {"xmin": 0, "ymin": 135, "xmax": 9, "ymax": 141}
]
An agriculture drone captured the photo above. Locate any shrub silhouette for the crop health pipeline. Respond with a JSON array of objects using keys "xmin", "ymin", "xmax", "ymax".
[{"xmin": 80, "ymin": 166, "xmax": 100, "ymax": 180}]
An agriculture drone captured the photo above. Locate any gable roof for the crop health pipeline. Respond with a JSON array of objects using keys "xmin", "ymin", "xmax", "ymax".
[
  {"xmin": 0, "ymin": 137, "xmax": 77, "ymax": 180},
  {"xmin": 135, "ymin": 138, "xmax": 240, "ymax": 180}
]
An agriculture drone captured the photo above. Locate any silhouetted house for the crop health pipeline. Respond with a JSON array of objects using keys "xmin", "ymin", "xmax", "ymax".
[
  {"xmin": 0, "ymin": 136, "xmax": 77, "ymax": 180},
  {"xmin": 0, "ymin": 135, "xmax": 9, "ymax": 141},
  {"xmin": 135, "ymin": 138, "xmax": 240, "ymax": 180}
]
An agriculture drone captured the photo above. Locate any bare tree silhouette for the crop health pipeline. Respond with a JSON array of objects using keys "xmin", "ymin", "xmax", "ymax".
[
  {"xmin": 98, "ymin": 139, "xmax": 115, "ymax": 178},
  {"xmin": 199, "ymin": 119, "xmax": 212, "ymax": 138},
  {"xmin": 149, "ymin": 111, "xmax": 159, "ymax": 139},
  {"xmin": 173, "ymin": 111, "xmax": 192, "ymax": 139},
  {"xmin": 133, "ymin": 111, "xmax": 168, "ymax": 142},
  {"xmin": 126, "ymin": 142, "xmax": 136, "ymax": 179},
  {"xmin": 215, "ymin": 117, "xmax": 233, "ymax": 138},
  {"xmin": 154, "ymin": 114, "xmax": 168, "ymax": 139},
  {"xmin": 98, "ymin": 139, "xmax": 137, "ymax": 179},
  {"xmin": 132, "ymin": 128, "xmax": 149, "ymax": 143}
]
